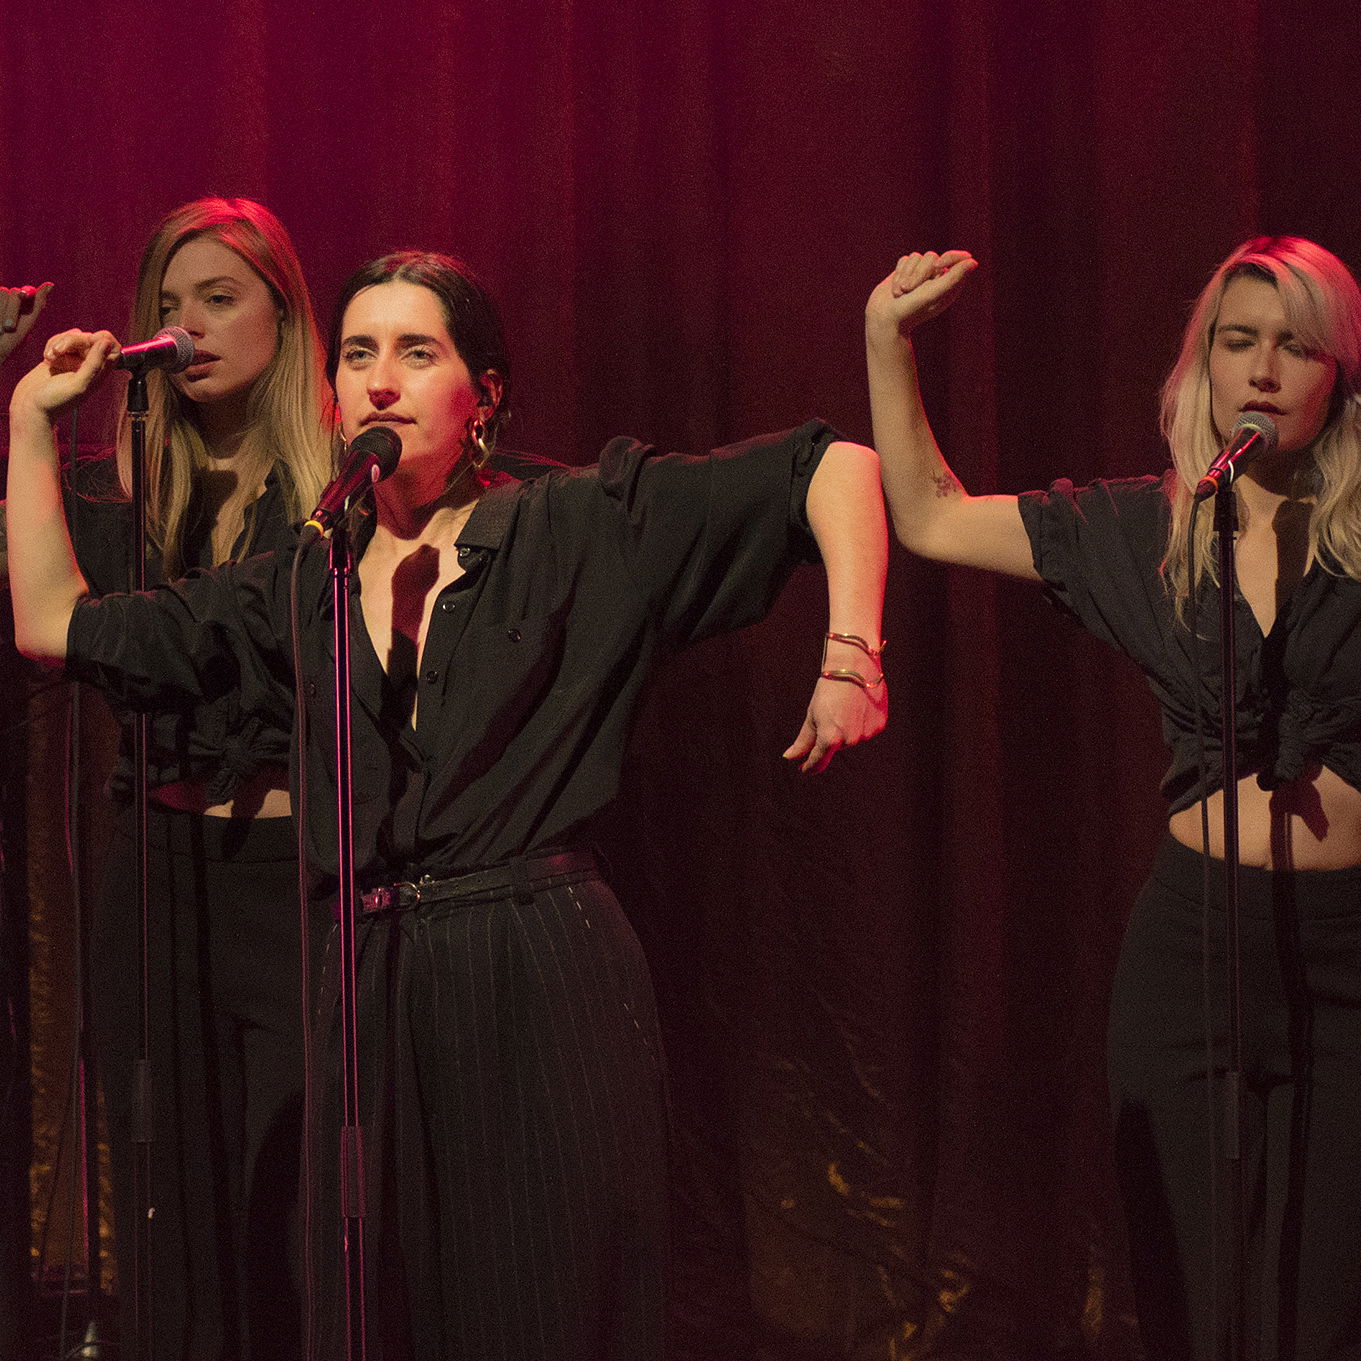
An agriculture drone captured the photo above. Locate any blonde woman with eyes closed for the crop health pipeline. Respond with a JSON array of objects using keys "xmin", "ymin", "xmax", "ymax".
[{"xmin": 868, "ymin": 238, "xmax": 1361, "ymax": 1361}]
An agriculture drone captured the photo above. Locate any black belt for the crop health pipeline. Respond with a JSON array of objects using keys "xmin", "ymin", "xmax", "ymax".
[{"xmin": 358, "ymin": 849, "xmax": 598, "ymax": 916}]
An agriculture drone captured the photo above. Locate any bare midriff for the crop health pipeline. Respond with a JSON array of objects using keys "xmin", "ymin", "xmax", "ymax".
[
  {"xmin": 1168, "ymin": 763, "xmax": 1361, "ymax": 870},
  {"xmin": 151, "ymin": 764, "xmax": 292, "ymax": 819}
]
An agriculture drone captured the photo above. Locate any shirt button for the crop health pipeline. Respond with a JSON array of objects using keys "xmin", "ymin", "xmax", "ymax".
[
  {"xmin": 507, "ymin": 627, "xmax": 522, "ymax": 642},
  {"xmin": 423, "ymin": 669, "xmax": 439, "ymax": 684},
  {"xmin": 440, "ymin": 599, "xmax": 456, "ymax": 613}
]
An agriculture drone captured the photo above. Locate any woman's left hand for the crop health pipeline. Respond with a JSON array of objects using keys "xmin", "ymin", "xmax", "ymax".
[
  {"xmin": 782, "ymin": 674, "xmax": 888, "ymax": 774},
  {"xmin": 0, "ymin": 283, "xmax": 53, "ymax": 365}
]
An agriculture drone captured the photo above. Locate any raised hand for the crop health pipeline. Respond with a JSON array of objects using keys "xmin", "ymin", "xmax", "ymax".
[
  {"xmin": 10, "ymin": 328, "xmax": 121, "ymax": 421},
  {"xmin": 0, "ymin": 282, "xmax": 54, "ymax": 364},
  {"xmin": 865, "ymin": 250, "xmax": 977, "ymax": 343}
]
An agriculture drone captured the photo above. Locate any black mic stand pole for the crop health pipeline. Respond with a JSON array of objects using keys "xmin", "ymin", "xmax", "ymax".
[
  {"xmin": 54, "ymin": 404, "xmax": 113, "ymax": 1359},
  {"xmin": 65, "ymin": 679, "xmax": 114, "ymax": 1359},
  {"xmin": 328, "ymin": 515, "xmax": 368, "ymax": 1361},
  {"xmin": 1213, "ymin": 480, "xmax": 1246, "ymax": 1361},
  {"xmin": 126, "ymin": 372, "xmax": 155, "ymax": 1361}
]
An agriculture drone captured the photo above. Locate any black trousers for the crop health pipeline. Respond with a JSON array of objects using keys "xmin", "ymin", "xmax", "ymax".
[
  {"xmin": 308, "ymin": 863, "xmax": 669, "ymax": 1361},
  {"xmin": 92, "ymin": 805, "xmax": 328, "ymax": 1361},
  {"xmin": 1109, "ymin": 836, "xmax": 1361, "ymax": 1361}
]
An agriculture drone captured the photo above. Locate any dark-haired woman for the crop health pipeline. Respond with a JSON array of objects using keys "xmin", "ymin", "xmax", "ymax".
[
  {"xmin": 8, "ymin": 249, "xmax": 888, "ymax": 1359},
  {"xmin": 868, "ymin": 240, "xmax": 1361, "ymax": 1361}
]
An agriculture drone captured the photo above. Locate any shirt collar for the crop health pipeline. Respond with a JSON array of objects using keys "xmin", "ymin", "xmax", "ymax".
[
  {"xmin": 342, "ymin": 466, "xmax": 537, "ymax": 557},
  {"xmin": 457, "ymin": 471, "xmax": 523, "ymax": 551}
]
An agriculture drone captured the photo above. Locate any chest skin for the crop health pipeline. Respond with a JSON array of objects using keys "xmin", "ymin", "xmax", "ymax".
[
  {"xmin": 1173, "ymin": 495, "xmax": 1361, "ymax": 868},
  {"xmin": 1232, "ymin": 496, "xmax": 1313, "ymax": 638},
  {"xmin": 357, "ymin": 541, "xmax": 467, "ymax": 729}
]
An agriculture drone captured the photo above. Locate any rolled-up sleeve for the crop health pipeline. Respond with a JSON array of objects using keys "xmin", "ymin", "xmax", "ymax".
[
  {"xmin": 592, "ymin": 419, "xmax": 837, "ymax": 648},
  {"xmin": 1017, "ymin": 474, "xmax": 1173, "ymax": 662},
  {"xmin": 65, "ymin": 551, "xmax": 296, "ymax": 719}
]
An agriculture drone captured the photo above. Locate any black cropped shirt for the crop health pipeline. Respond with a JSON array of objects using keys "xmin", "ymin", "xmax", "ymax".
[
  {"xmin": 67, "ymin": 457, "xmax": 297, "ymax": 803},
  {"xmin": 1018, "ymin": 473, "xmax": 1361, "ymax": 812}
]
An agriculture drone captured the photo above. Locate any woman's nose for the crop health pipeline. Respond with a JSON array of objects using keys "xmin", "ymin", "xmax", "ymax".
[
  {"xmin": 177, "ymin": 303, "xmax": 205, "ymax": 337},
  {"xmin": 1250, "ymin": 347, "xmax": 1281, "ymax": 391}
]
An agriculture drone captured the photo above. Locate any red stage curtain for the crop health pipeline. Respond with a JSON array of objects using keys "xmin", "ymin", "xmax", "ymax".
[{"xmin": 4, "ymin": 2, "xmax": 1361, "ymax": 1356}]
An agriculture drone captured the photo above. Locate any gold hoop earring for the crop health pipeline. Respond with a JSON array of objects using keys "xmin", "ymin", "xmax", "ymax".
[{"xmin": 468, "ymin": 417, "xmax": 492, "ymax": 470}]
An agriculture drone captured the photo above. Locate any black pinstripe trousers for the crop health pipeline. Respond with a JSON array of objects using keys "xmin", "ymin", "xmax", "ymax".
[{"xmin": 309, "ymin": 866, "xmax": 669, "ymax": 1360}]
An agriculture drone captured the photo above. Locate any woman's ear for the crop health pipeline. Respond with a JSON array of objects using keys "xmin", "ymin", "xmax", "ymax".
[{"xmin": 477, "ymin": 370, "xmax": 504, "ymax": 419}]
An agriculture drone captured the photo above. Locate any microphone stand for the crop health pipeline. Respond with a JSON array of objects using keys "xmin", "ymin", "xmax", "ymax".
[
  {"xmin": 52, "ymin": 398, "xmax": 113, "ymax": 1360},
  {"xmin": 1213, "ymin": 481, "xmax": 1246, "ymax": 1361},
  {"xmin": 65, "ymin": 681, "xmax": 114, "ymax": 1360},
  {"xmin": 327, "ymin": 515, "xmax": 368, "ymax": 1361},
  {"xmin": 126, "ymin": 371, "xmax": 155, "ymax": 1361}
]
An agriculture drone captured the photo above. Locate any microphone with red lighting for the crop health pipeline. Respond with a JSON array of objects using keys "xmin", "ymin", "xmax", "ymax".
[
  {"xmin": 301, "ymin": 426, "xmax": 403, "ymax": 540},
  {"xmin": 1194, "ymin": 411, "xmax": 1279, "ymax": 502},
  {"xmin": 115, "ymin": 325, "xmax": 196, "ymax": 373}
]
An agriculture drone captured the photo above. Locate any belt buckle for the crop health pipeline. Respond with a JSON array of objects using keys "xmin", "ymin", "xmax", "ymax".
[{"xmin": 361, "ymin": 880, "xmax": 420, "ymax": 915}]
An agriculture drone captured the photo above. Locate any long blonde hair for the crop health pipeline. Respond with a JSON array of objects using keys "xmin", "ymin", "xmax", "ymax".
[
  {"xmin": 115, "ymin": 197, "xmax": 333, "ymax": 576},
  {"xmin": 1161, "ymin": 236, "xmax": 1361, "ymax": 612}
]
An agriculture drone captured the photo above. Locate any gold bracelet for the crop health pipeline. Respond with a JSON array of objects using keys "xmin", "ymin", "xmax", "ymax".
[
  {"xmin": 819, "ymin": 667, "xmax": 885, "ymax": 691},
  {"xmin": 824, "ymin": 630, "xmax": 887, "ymax": 661}
]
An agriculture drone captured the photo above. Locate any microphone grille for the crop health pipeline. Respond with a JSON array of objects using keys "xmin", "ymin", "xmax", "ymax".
[
  {"xmin": 1234, "ymin": 409, "xmax": 1279, "ymax": 453},
  {"xmin": 158, "ymin": 326, "xmax": 196, "ymax": 373},
  {"xmin": 348, "ymin": 424, "xmax": 403, "ymax": 478}
]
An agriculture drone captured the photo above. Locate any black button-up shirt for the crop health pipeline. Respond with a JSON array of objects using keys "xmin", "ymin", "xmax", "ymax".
[
  {"xmin": 67, "ymin": 457, "xmax": 298, "ymax": 803},
  {"xmin": 68, "ymin": 423, "xmax": 834, "ymax": 891},
  {"xmin": 1020, "ymin": 473, "xmax": 1361, "ymax": 811}
]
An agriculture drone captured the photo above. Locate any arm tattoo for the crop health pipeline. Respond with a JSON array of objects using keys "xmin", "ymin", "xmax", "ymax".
[{"xmin": 932, "ymin": 470, "xmax": 963, "ymax": 499}]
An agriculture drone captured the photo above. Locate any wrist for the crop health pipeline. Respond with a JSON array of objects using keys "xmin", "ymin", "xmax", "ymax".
[
  {"xmin": 821, "ymin": 631, "xmax": 886, "ymax": 690},
  {"xmin": 8, "ymin": 406, "xmax": 58, "ymax": 446},
  {"xmin": 865, "ymin": 317, "xmax": 916, "ymax": 358},
  {"xmin": 8, "ymin": 377, "xmax": 61, "ymax": 435}
]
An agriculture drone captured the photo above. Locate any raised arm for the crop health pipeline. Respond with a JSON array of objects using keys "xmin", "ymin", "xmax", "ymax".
[
  {"xmin": 866, "ymin": 251, "xmax": 1038, "ymax": 581},
  {"xmin": 7, "ymin": 328, "xmax": 121, "ymax": 662},
  {"xmin": 782, "ymin": 439, "xmax": 889, "ymax": 773}
]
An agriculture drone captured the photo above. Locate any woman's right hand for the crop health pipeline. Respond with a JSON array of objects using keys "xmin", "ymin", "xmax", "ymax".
[
  {"xmin": 865, "ymin": 249, "xmax": 1037, "ymax": 577},
  {"xmin": 865, "ymin": 250, "xmax": 977, "ymax": 346},
  {"xmin": 6, "ymin": 329, "xmax": 108, "ymax": 662},
  {"xmin": 9, "ymin": 329, "xmax": 121, "ymax": 424}
]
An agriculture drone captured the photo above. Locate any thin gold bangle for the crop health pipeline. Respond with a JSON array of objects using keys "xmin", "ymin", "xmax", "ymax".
[
  {"xmin": 819, "ymin": 667, "xmax": 885, "ymax": 691},
  {"xmin": 824, "ymin": 631, "xmax": 886, "ymax": 661}
]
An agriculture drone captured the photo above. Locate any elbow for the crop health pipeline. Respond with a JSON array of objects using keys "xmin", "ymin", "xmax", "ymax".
[
  {"xmin": 16, "ymin": 634, "xmax": 68, "ymax": 669},
  {"xmin": 893, "ymin": 519, "xmax": 985, "ymax": 566},
  {"xmin": 13, "ymin": 607, "xmax": 72, "ymax": 669},
  {"xmin": 816, "ymin": 439, "xmax": 881, "ymax": 488},
  {"xmin": 887, "ymin": 507, "xmax": 953, "ymax": 562}
]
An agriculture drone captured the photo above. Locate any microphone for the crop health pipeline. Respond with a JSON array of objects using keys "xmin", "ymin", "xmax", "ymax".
[
  {"xmin": 302, "ymin": 426, "xmax": 403, "ymax": 539},
  {"xmin": 1193, "ymin": 411, "xmax": 1279, "ymax": 502},
  {"xmin": 115, "ymin": 326, "xmax": 195, "ymax": 373}
]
